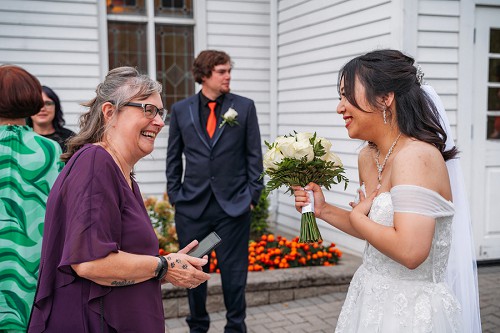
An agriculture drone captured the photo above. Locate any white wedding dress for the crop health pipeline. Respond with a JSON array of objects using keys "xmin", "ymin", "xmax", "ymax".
[{"xmin": 335, "ymin": 185, "xmax": 463, "ymax": 332}]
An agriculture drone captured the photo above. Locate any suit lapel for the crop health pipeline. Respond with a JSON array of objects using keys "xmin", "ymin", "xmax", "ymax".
[
  {"xmin": 212, "ymin": 94, "xmax": 233, "ymax": 148},
  {"xmin": 189, "ymin": 99, "xmax": 211, "ymax": 150}
]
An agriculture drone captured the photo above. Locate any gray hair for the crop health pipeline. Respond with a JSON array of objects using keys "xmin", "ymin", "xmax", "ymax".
[{"xmin": 61, "ymin": 67, "xmax": 162, "ymax": 162}]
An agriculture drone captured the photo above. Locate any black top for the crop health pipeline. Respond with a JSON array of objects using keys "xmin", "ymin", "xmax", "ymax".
[{"xmin": 41, "ymin": 127, "xmax": 75, "ymax": 153}]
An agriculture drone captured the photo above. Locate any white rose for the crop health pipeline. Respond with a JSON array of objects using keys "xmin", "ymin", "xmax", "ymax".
[
  {"xmin": 275, "ymin": 136, "xmax": 296, "ymax": 158},
  {"xmin": 315, "ymin": 137, "xmax": 332, "ymax": 155},
  {"xmin": 291, "ymin": 139, "xmax": 314, "ymax": 162},
  {"xmin": 274, "ymin": 135, "xmax": 290, "ymax": 146},
  {"xmin": 322, "ymin": 151, "xmax": 343, "ymax": 167},
  {"xmin": 294, "ymin": 132, "xmax": 314, "ymax": 143},
  {"xmin": 263, "ymin": 146, "xmax": 283, "ymax": 170},
  {"xmin": 224, "ymin": 107, "xmax": 238, "ymax": 120}
]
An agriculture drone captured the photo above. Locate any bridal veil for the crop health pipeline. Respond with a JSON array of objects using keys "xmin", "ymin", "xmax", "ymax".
[{"xmin": 422, "ymin": 84, "xmax": 482, "ymax": 333}]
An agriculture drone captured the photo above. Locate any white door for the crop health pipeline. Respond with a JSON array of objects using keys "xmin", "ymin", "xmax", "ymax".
[{"xmin": 472, "ymin": 7, "xmax": 500, "ymax": 260}]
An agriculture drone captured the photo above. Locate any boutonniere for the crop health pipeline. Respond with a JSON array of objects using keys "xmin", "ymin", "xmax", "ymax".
[{"xmin": 219, "ymin": 107, "xmax": 240, "ymax": 128}]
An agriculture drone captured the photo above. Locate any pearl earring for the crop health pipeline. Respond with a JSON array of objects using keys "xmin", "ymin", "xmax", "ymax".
[{"xmin": 383, "ymin": 107, "xmax": 387, "ymax": 124}]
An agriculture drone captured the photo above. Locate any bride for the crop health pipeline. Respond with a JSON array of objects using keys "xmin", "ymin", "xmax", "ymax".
[{"xmin": 292, "ymin": 49, "xmax": 481, "ymax": 332}]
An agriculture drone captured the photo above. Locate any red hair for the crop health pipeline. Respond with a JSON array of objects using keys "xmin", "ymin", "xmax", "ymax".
[{"xmin": 0, "ymin": 65, "xmax": 43, "ymax": 119}]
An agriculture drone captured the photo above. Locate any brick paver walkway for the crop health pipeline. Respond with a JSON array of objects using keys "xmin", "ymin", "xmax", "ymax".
[
  {"xmin": 166, "ymin": 264, "xmax": 500, "ymax": 333},
  {"xmin": 478, "ymin": 264, "xmax": 500, "ymax": 333}
]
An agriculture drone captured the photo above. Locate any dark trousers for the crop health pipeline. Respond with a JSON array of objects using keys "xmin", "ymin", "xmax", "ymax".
[{"xmin": 175, "ymin": 194, "xmax": 251, "ymax": 333}]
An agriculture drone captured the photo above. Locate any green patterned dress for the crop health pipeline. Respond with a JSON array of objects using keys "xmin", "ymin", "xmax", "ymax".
[{"xmin": 0, "ymin": 125, "xmax": 63, "ymax": 332}]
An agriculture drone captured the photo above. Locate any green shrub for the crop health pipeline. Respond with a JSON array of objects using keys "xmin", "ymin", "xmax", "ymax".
[{"xmin": 250, "ymin": 192, "xmax": 270, "ymax": 240}]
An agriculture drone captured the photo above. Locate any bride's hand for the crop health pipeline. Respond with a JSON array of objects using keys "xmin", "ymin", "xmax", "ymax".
[
  {"xmin": 351, "ymin": 184, "xmax": 379, "ymax": 217},
  {"xmin": 291, "ymin": 182, "xmax": 326, "ymax": 219}
]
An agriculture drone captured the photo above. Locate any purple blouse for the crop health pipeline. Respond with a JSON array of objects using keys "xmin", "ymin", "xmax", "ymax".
[{"xmin": 29, "ymin": 144, "xmax": 164, "ymax": 333}]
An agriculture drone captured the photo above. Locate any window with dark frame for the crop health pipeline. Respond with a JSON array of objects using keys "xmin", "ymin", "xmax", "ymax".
[
  {"xmin": 107, "ymin": 0, "xmax": 195, "ymax": 120},
  {"xmin": 108, "ymin": 22, "xmax": 148, "ymax": 74},
  {"xmin": 156, "ymin": 25, "xmax": 194, "ymax": 117},
  {"xmin": 487, "ymin": 29, "xmax": 500, "ymax": 140}
]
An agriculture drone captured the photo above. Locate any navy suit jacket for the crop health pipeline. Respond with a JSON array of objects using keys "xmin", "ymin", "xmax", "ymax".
[{"xmin": 166, "ymin": 92, "xmax": 263, "ymax": 220}]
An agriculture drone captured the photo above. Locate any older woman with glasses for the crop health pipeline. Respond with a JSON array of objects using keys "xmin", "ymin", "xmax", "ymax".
[
  {"xmin": 28, "ymin": 67, "xmax": 210, "ymax": 333},
  {"xmin": 27, "ymin": 86, "xmax": 75, "ymax": 153}
]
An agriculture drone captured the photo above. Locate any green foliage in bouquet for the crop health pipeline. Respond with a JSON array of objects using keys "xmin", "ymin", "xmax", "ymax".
[
  {"xmin": 261, "ymin": 132, "xmax": 349, "ymax": 194},
  {"xmin": 264, "ymin": 150, "xmax": 348, "ymax": 194},
  {"xmin": 260, "ymin": 132, "xmax": 349, "ymax": 243}
]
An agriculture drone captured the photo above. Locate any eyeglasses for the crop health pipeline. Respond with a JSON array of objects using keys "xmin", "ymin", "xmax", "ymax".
[
  {"xmin": 43, "ymin": 101, "xmax": 55, "ymax": 107},
  {"xmin": 124, "ymin": 102, "xmax": 167, "ymax": 122}
]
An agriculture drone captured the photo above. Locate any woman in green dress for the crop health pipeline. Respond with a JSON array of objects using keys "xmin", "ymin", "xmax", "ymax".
[{"xmin": 0, "ymin": 65, "xmax": 63, "ymax": 332}]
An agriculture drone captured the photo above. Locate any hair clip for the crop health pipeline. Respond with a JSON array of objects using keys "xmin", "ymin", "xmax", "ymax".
[{"xmin": 416, "ymin": 65, "xmax": 425, "ymax": 85}]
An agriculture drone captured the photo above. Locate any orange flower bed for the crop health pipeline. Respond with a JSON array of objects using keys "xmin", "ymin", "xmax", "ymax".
[{"xmin": 208, "ymin": 234, "xmax": 342, "ymax": 273}]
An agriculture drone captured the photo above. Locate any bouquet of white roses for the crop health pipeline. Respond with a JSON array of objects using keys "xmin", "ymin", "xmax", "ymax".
[{"xmin": 261, "ymin": 132, "xmax": 349, "ymax": 243}]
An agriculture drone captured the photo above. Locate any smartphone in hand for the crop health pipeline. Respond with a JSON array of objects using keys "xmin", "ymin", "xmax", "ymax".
[{"xmin": 187, "ymin": 231, "xmax": 222, "ymax": 258}]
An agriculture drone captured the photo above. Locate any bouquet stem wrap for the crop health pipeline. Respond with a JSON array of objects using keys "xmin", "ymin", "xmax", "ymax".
[{"xmin": 299, "ymin": 190, "xmax": 322, "ymax": 243}]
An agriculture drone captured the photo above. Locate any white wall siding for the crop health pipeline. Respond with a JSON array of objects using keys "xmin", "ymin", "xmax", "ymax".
[
  {"xmin": 0, "ymin": 0, "xmax": 101, "ymax": 133},
  {"xmin": 416, "ymin": 0, "xmax": 460, "ymax": 140},
  {"xmin": 203, "ymin": 0, "xmax": 271, "ymax": 141},
  {"xmin": 274, "ymin": 0, "xmax": 396, "ymax": 255}
]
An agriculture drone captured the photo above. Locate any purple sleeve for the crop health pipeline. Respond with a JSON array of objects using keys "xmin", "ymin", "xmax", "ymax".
[{"xmin": 58, "ymin": 146, "xmax": 124, "ymax": 267}]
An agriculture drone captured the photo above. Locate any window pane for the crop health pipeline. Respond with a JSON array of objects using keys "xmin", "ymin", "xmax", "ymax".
[
  {"xmin": 490, "ymin": 59, "xmax": 500, "ymax": 83},
  {"xmin": 490, "ymin": 29, "xmax": 500, "ymax": 53},
  {"xmin": 156, "ymin": 25, "xmax": 195, "ymax": 117},
  {"xmin": 487, "ymin": 116, "xmax": 500, "ymax": 139},
  {"xmin": 489, "ymin": 87, "xmax": 500, "ymax": 111},
  {"xmin": 154, "ymin": 0, "xmax": 193, "ymax": 18},
  {"xmin": 107, "ymin": 0, "xmax": 146, "ymax": 15},
  {"xmin": 108, "ymin": 22, "xmax": 148, "ymax": 73}
]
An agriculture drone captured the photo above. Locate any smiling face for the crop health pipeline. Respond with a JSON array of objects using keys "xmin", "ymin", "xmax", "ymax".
[
  {"xmin": 107, "ymin": 92, "xmax": 165, "ymax": 164},
  {"xmin": 337, "ymin": 76, "xmax": 383, "ymax": 141},
  {"xmin": 201, "ymin": 62, "xmax": 231, "ymax": 100},
  {"xmin": 31, "ymin": 92, "xmax": 56, "ymax": 130}
]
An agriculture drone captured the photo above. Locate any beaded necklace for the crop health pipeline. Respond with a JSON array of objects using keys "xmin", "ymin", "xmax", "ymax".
[{"xmin": 374, "ymin": 133, "xmax": 402, "ymax": 183}]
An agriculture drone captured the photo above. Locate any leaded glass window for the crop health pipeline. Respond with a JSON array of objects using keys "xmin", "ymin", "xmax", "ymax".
[
  {"xmin": 107, "ymin": 0, "xmax": 195, "ymax": 116},
  {"xmin": 156, "ymin": 25, "xmax": 194, "ymax": 115},
  {"xmin": 108, "ymin": 22, "xmax": 148, "ymax": 73},
  {"xmin": 154, "ymin": 0, "xmax": 193, "ymax": 18},
  {"xmin": 107, "ymin": 0, "xmax": 146, "ymax": 15}
]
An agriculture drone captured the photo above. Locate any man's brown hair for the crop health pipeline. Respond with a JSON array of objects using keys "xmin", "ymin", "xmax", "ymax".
[{"xmin": 192, "ymin": 50, "xmax": 232, "ymax": 84}]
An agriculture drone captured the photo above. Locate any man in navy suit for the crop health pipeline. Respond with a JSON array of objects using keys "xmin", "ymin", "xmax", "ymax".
[{"xmin": 166, "ymin": 50, "xmax": 263, "ymax": 333}]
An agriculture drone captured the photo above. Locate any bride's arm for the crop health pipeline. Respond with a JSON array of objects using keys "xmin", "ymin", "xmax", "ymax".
[{"xmin": 350, "ymin": 143, "xmax": 447, "ymax": 269}]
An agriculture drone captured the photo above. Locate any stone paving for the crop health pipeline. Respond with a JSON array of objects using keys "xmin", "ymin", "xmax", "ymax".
[
  {"xmin": 165, "ymin": 263, "xmax": 500, "ymax": 333},
  {"xmin": 478, "ymin": 264, "xmax": 500, "ymax": 333}
]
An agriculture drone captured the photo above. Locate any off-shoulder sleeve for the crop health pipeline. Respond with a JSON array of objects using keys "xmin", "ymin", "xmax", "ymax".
[{"xmin": 391, "ymin": 185, "xmax": 454, "ymax": 218}]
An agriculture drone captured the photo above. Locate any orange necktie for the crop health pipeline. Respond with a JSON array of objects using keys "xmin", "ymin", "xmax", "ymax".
[{"xmin": 206, "ymin": 101, "xmax": 217, "ymax": 138}]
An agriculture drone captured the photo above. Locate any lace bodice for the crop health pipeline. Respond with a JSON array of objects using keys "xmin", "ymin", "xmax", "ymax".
[
  {"xmin": 364, "ymin": 185, "xmax": 454, "ymax": 282},
  {"xmin": 335, "ymin": 185, "xmax": 462, "ymax": 333}
]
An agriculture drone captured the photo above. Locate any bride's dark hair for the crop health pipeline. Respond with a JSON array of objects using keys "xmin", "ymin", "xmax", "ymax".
[{"xmin": 337, "ymin": 49, "xmax": 458, "ymax": 161}]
